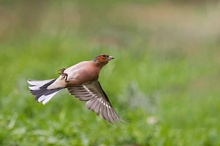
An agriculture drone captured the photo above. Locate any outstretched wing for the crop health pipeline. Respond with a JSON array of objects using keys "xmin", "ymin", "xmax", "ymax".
[{"xmin": 67, "ymin": 81, "xmax": 121, "ymax": 124}]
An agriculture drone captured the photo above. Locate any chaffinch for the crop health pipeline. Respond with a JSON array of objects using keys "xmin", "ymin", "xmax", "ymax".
[{"xmin": 28, "ymin": 54, "xmax": 121, "ymax": 124}]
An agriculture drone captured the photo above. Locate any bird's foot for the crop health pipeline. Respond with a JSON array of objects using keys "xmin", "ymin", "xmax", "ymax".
[
  {"xmin": 59, "ymin": 68, "xmax": 69, "ymax": 83},
  {"xmin": 59, "ymin": 68, "xmax": 66, "ymax": 75}
]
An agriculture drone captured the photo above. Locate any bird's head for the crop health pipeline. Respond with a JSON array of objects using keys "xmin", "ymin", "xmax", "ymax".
[{"xmin": 93, "ymin": 54, "xmax": 114, "ymax": 67}]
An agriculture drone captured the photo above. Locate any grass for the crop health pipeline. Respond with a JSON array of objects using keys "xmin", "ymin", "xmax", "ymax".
[{"xmin": 0, "ymin": 1, "xmax": 220, "ymax": 146}]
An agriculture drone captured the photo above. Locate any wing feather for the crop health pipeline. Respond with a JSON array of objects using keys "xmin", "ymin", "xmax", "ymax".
[
  {"xmin": 67, "ymin": 81, "xmax": 121, "ymax": 124},
  {"xmin": 101, "ymin": 102, "xmax": 108, "ymax": 120}
]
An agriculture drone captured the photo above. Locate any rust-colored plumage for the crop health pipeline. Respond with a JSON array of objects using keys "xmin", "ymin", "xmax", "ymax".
[{"xmin": 28, "ymin": 54, "xmax": 122, "ymax": 124}]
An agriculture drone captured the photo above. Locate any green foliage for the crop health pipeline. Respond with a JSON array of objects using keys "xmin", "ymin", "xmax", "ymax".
[{"xmin": 0, "ymin": 1, "xmax": 220, "ymax": 146}]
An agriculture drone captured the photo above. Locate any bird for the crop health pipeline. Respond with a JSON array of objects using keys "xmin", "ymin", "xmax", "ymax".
[{"xmin": 28, "ymin": 54, "xmax": 122, "ymax": 124}]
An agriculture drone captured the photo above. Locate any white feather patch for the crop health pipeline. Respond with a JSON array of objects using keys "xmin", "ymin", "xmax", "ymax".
[
  {"xmin": 83, "ymin": 85, "xmax": 94, "ymax": 95},
  {"xmin": 42, "ymin": 91, "xmax": 60, "ymax": 105},
  {"xmin": 36, "ymin": 91, "xmax": 60, "ymax": 105},
  {"xmin": 28, "ymin": 86, "xmax": 40, "ymax": 90},
  {"xmin": 38, "ymin": 95, "xmax": 46, "ymax": 102}
]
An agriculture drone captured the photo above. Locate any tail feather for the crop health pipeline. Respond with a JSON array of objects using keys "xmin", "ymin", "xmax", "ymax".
[{"xmin": 28, "ymin": 79, "xmax": 63, "ymax": 104}]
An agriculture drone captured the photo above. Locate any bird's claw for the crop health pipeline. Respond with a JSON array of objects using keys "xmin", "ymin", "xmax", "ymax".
[
  {"xmin": 59, "ymin": 68, "xmax": 66, "ymax": 75},
  {"xmin": 59, "ymin": 68, "xmax": 69, "ymax": 83}
]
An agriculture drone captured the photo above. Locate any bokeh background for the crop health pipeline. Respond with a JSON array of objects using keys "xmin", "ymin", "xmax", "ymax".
[{"xmin": 0, "ymin": 0, "xmax": 220, "ymax": 145}]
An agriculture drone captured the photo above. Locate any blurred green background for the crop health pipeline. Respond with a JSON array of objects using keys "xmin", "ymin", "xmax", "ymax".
[{"xmin": 0, "ymin": 0, "xmax": 220, "ymax": 145}]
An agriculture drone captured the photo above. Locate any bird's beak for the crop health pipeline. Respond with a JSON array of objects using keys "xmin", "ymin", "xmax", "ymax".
[{"xmin": 108, "ymin": 56, "xmax": 114, "ymax": 61}]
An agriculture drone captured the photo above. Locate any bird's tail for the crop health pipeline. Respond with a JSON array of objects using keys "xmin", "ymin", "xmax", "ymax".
[{"xmin": 28, "ymin": 79, "xmax": 63, "ymax": 105}]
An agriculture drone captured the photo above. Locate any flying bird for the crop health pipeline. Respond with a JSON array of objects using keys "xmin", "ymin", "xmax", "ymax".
[{"xmin": 28, "ymin": 54, "xmax": 121, "ymax": 124}]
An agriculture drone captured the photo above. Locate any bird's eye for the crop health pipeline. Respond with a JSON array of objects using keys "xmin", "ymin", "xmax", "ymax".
[{"xmin": 102, "ymin": 55, "xmax": 109, "ymax": 58}]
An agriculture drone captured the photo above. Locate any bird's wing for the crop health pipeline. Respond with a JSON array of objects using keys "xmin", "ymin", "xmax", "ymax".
[{"xmin": 67, "ymin": 81, "xmax": 121, "ymax": 124}]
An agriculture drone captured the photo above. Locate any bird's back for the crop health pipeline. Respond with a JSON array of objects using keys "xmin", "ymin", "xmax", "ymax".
[{"xmin": 47, "ymin": 61, "xmax": 101, "ymax": 89}]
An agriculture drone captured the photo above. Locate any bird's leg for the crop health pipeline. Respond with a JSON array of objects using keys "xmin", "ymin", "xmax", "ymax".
[{"xmin": 59, "ymin": 68, "xmax": 69, "ymax": 83}]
